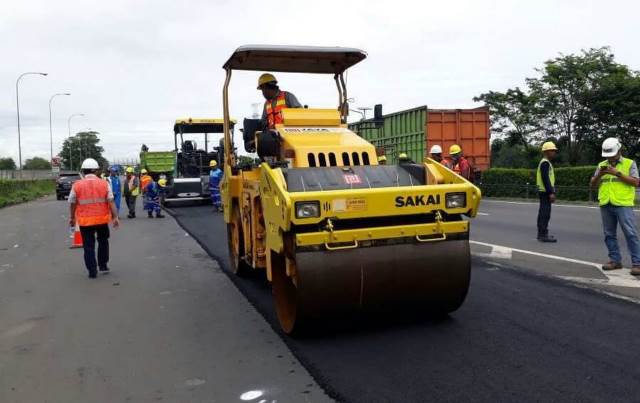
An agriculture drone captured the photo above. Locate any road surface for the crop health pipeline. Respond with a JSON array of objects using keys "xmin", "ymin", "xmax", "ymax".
[
  {"xmin": 169, "ymin": 201, "xmax": 640, "ymax": 403},
  {"xmin": 0, "ymin": 197, "xmax": 330, "ymax": 403}
]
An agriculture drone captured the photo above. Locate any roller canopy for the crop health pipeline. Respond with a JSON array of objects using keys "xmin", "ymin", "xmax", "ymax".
[
  {"xmin": 223, "ymin": 45, "xmax": 367, "ymax": 74},
  {"xmin": 174, "ymin": 118, "xmax": 235, "ymax": 134}
]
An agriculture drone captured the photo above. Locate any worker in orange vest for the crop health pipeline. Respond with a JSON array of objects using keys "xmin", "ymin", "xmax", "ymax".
[
  {"xmin": 258, "ymin": 73, "xmax": 302, "ymax": 130},
  {"xmin": 449, "ymin": 144, "xmax": 472, "ymax": 181},
  {"xmin": 69, "ymin": 158, "xmax": 120, "ymax": 278}
]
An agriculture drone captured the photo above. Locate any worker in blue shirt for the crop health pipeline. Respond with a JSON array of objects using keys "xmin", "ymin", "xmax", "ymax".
[
  {"xmin": 536, "ymin": 141, "xmax": 558, "ymax": 242},
  {"xmin": 209, "ymin": 160, "xmax": 223, "ymax": 212},
  {"xmin": 107, "ymin": 166, "xmax": 122, "ymax": 214}
]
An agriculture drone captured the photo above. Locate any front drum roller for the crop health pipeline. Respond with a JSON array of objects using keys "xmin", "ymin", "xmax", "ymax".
[{"xmin": 272, "ymin": 239, "xmax": 471, "ymax": 334}]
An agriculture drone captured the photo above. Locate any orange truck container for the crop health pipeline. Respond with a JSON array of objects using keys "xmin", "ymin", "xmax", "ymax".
[
  {"xmin": 426, "ymin": 107, "xmax": 491, "ymax": 171},
  {"xmin": 349, "ymin": 106, "xmax": 491, "ymax": 172}
]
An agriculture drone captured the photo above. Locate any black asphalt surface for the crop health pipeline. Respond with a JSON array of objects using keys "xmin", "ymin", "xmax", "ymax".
[{"xmin": 170, "ymin": 204, "xmax": 640, "ymax": 403}]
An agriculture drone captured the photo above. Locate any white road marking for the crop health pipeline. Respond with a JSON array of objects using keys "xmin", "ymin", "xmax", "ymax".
[
  {"xmin": 477, "ymin": 212, "xmax": 490, "ymax": 216},
  {"xmin": 482, "ymin": 199, "xmax": 640, "ymax": 212},
  {"xmin": 470, "ymin": 240, "xmax": 640, "ymax": 288}
]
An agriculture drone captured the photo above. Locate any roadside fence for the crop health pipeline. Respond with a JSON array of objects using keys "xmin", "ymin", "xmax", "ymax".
[{"xmin": 0, "ymin": 170, "xmax": 55, "ymax": 180}]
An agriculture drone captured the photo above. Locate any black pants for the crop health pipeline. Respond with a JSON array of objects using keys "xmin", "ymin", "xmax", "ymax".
[
  {"xmin": 79, "ymin": 224, "xmax": 110, "ymax": 273},
  {"xmin": 125, "ymin": 194, "xmax": 137, "ymax": 216},
  {"xmin": 537, "ymin": 192, "xmax": 552, "ymax": 237}
]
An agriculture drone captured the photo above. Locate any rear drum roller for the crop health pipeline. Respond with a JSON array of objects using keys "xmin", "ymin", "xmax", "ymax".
[
  {"xmin": 226, "ymin": 208, "xmax": 250, "ymax": 276},
  {"xmin": 271, "ymin": 252, "xmax": 303, "ymax": 334}
]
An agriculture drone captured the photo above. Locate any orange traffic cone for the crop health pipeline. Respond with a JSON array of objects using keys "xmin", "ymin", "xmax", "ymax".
[{"xmin": 70, "ymin": 223, "xmax": 83, "ymax": 249}]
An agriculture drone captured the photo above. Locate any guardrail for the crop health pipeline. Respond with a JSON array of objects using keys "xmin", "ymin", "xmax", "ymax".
[{"xmin": 0, "ymin": 170, "xmax": 56, "ymax": 180}]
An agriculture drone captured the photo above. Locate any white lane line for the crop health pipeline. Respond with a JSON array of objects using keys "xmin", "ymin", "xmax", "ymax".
[
  {"xmin": 482, "ymin": 199, "xmax": 640, "ymax": 212},
  {"xmin": 470, "ymin": 240, "xmax": 640, "ymax": 288},
  {"xmin": 477, "ymin": 212, "xmax": 490, "ymax": 216}
]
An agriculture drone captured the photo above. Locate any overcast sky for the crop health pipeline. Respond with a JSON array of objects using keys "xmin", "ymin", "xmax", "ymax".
[{"xmin": 1, "ymin": 0, "xmax": 639, "ymax": 164}]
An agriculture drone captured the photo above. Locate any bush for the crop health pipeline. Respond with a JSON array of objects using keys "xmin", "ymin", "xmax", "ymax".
[
  {"xmin": 479, "ymin": 166, "xmax": 597, "ymax": 201},
  {"xmin": 0, "ymin": 179, "xmax": 55, "ymax": 208}
]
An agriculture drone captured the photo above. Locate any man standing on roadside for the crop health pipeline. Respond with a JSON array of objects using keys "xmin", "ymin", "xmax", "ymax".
[
  {"xmin": 590, "ymin": 137, "xmax": 640, "ymax": 275},
  {"xmin": 536, "ymin": 141, "xmax": 558, "ymax": 243},
  {"xmin": 69, "ymin": 158, "xmax": 120, "ymax": 279},
  {"xmin": 123, "ymin": 167, "xmax": 139, "ymax": 219}
]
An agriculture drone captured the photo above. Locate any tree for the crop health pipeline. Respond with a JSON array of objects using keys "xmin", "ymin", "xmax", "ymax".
[
  {"xmin": 23, "ymin": 157, "xmax": 51, "ymax": 170},
  {"xmin": 473, "ymin": 87, "xmax": 542, "ymax": 148},
  {"xmin": 0, "ymin": 157, "xmax": 17, "ymax": 170},
  {"xmin": 526, "ymin": 47, "xmax": 631, "ymax": 164},
  {"xmin": 59, "ymin": 131, "xmax": 108, "ymax": 170}
]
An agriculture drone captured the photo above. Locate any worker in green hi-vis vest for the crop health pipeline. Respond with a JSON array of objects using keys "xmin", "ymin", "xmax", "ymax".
[
  {"xmin": 536, "ymin": 141, "xmax": 558, "ymax": 243},
  {"xmin": 590, "ymin": 137, "xmax": 640, "ymax": 276}
]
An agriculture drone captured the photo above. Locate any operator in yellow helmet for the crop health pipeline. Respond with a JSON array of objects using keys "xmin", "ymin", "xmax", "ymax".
[
  {"xmin": 398, "ymin": 152, "xmax": 414, "ymax": 165},
  {"xmin": 536, "ymin": 141, "xmax": 558, "ymax": 243},
  {"xmin": 208, "ymin": 159, "xmax": 223, "ymax": 212},
  {"xmin": 377, "ymin": 155, "xmax": 387, "ymax": 165},
  {"xmin": 257, "ymin": 73, "xmax": 302, "ymax": 130}
]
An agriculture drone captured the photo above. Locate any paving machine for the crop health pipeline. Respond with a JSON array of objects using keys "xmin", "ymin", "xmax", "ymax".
[
  {"xmin": 220, "ymin": 45, "xmax": 482, "ymax": 334},
  {"xmin": 160, "ymin": 118, "xmax": 234, "ymax": 205}
]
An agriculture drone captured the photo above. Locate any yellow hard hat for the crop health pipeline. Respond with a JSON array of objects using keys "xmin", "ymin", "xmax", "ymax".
[
  {"xmin": 126, "ymin": 166, "xmax": 134, "ymax": 173},
  {"xmin": 209, "ymin": 160, "xmax": 218, "ymax": 167},
  {"xmin": 257, "ymin": 73, "xmax": 277, "ymax": 89},
  {"xmin": 541, "ymin": 141, "xmax": 558, "ymax": 152},
  {"xmin": 378, "ymin": 155, "xmax": 387, "ymax": 162},
  {"xmin": 158, "ymin": 178, "xmax": 167, "ymax": 187},
  {"xmin": 449, "ymin": 144, "xmax": 462, "ymax": 155},
  {"xmin": 398, "ymin": 153, "xmax": 408, "ymax": 160},
  {"xmin": 141, "ymin": 168, "xmax": 148, "ymax": 174}
]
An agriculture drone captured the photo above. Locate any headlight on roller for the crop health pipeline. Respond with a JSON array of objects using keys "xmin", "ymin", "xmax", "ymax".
[
  {"xmin": 295, "ymin": 201, "xmax": 320, "ymax": 218},
  {"xmin": 445, "ymin": 192, "xmax": 466, "ymax": 209}
]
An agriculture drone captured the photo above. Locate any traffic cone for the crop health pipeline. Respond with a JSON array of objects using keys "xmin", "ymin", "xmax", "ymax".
[{"xmin": 70, "ymin": 223, "xmax": 83, "ymax": 249}]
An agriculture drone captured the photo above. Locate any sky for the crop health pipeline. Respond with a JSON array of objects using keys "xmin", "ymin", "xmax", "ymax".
[{"xmin": 1, "ymin": 0, "xmax": 639, "ymax": 165}]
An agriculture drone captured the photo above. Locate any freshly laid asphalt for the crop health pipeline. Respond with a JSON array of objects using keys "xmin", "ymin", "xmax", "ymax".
[{"xmin": 171, "ymin": 203, "xmax": 640, "ymax": 403}]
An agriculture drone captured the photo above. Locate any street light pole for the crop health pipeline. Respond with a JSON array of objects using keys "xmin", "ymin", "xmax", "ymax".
[
  {"xmin": 67, "ymin": 113, "xmax": 84, "ymax": 170},
  {"xmin": 49, "ymin": 93, "xmax": 71, "ymax": 167},
  {"xmin": 16, "ymin": 72, "xmax": 48, "ymax": 169}
]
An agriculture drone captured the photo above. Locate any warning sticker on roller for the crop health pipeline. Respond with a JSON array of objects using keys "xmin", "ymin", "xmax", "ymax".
[
  {"xmin": 343, "ymin": 174, "xmax": 362, "ymax": 185},
  {"xmin": 333, "ymin": 198, "xmax": 367, "ymax": 212}
]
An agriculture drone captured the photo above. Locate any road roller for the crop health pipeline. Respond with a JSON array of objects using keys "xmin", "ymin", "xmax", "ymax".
[{"xmin": 220, "ymin": 45, "xmax": 482, "ymax": 334}]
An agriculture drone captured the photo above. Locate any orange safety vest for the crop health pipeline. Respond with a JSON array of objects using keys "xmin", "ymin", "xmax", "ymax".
[
  {"xmin": 452, "ymin": 157, "xmax": 472, "ymax": 179},
  {"xmin": 265, "ymin": 91, "xmax": 288, "ymax": 129},
  {"xmin": 140, "ymin": 174, "xmax": 152, "ymax": 192},
  {"xmin": 73, "ymin": 175, "xmax": 112, "ymax": 226}
]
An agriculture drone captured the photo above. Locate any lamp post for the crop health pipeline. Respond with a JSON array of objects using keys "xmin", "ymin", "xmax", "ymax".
[
  {"xmin": 16, "ymin": 72, "xmax": 48, "ymax": 169},
  {"xmin": 67, "ymin": 113, "xmax": 84, "ymax": 171},
  {"xmin": 49, "ymin": 93, "xmax": 71, "ymax": 167}
]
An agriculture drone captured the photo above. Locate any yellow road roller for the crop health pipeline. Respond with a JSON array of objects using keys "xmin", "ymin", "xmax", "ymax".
[{"xmin": 220, "ymin": 45, "xmax": 482, "ymax": 334}]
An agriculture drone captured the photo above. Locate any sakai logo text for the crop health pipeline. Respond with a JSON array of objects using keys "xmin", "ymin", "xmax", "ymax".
[{"xmin": 395, "ymin": 195, "xmax": 440, "ymax": 207}]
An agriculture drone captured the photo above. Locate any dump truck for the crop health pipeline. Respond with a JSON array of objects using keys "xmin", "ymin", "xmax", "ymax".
[
  {"xmin": 220, "ymin": 45, "xmax": 482, "ymax": 334},
  {"xmin": 140, "ymin": 118, "xmax": 234, "ymax": 205},
  {"xmin": 349, "ymin": 106, "xmax": 491, "ymax": 177}
]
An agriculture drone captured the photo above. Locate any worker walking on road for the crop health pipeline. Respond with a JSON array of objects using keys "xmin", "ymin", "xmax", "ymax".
[
  {"xmin": 536, "ymin": 141, "xmax": 558, "ymax": 243},
  {"xmin": 590, "ymin": 138, "xmax": 640, "ymax": 275},
  {"xmin": 123, "ymin": 167, "xmax": 139, "ymax": 219},
  {"xmin": 106, "ymin": 167, "xmax": 122, "ymax": 215},
  {"xmin": 429, "ymin": 145, "xmax": 444, "ymax": 163},
  {"xmin": 143, "ymin": 176, "xmax": 164, "ymax": 218},
  {"xmin": 449, "ymin": 144, "xmax": 472, "ymax": 181},
  {"xmin": 208, "ymin": 160, "xmax": 223, "ymax": 212},
  {"xmin": 258, "ymin": 73, "xmax": 302, "ymax": 130},
  {"xmin": 69, "ymin": 158, "xmax": 120, "ymax": 279}
]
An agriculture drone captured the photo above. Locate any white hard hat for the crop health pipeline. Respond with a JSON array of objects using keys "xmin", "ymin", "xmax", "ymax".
[
  {"xmin": 80, "ymin": 158, "xmax": 99, "ymax": 170},
  {"xmin": 601, "ymin": 137, "xmax": 621, "ymax": 157},
  {"xmin": 430, "ymin": 145, "xmax": 443, "ymax": 154}
]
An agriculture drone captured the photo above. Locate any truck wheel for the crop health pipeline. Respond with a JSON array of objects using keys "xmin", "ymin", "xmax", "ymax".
[{"xmin": 227, "ymin": 208, "xmax": 250, "ymax": 276}]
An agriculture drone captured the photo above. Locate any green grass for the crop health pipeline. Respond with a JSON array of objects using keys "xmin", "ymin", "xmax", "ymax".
[{"xmin": 0, "ymin": 179, "xmax": 55, "ymax": 208}]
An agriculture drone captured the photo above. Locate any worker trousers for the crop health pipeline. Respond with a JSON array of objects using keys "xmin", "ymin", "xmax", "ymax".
[
  {"xmin": 537, "ymin": 192, "xmax": 552, "ymax": 237},
  {"xmin": 600, "ymin": 204, "xmax": 640, "ymax": 266},
  {"xmin": 125, "ymin": 194, "xmax": 137, "ymax": 217},
  {"xmin": 79, "ymin": 224, "xmax": 110, "ymax": 274}
]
